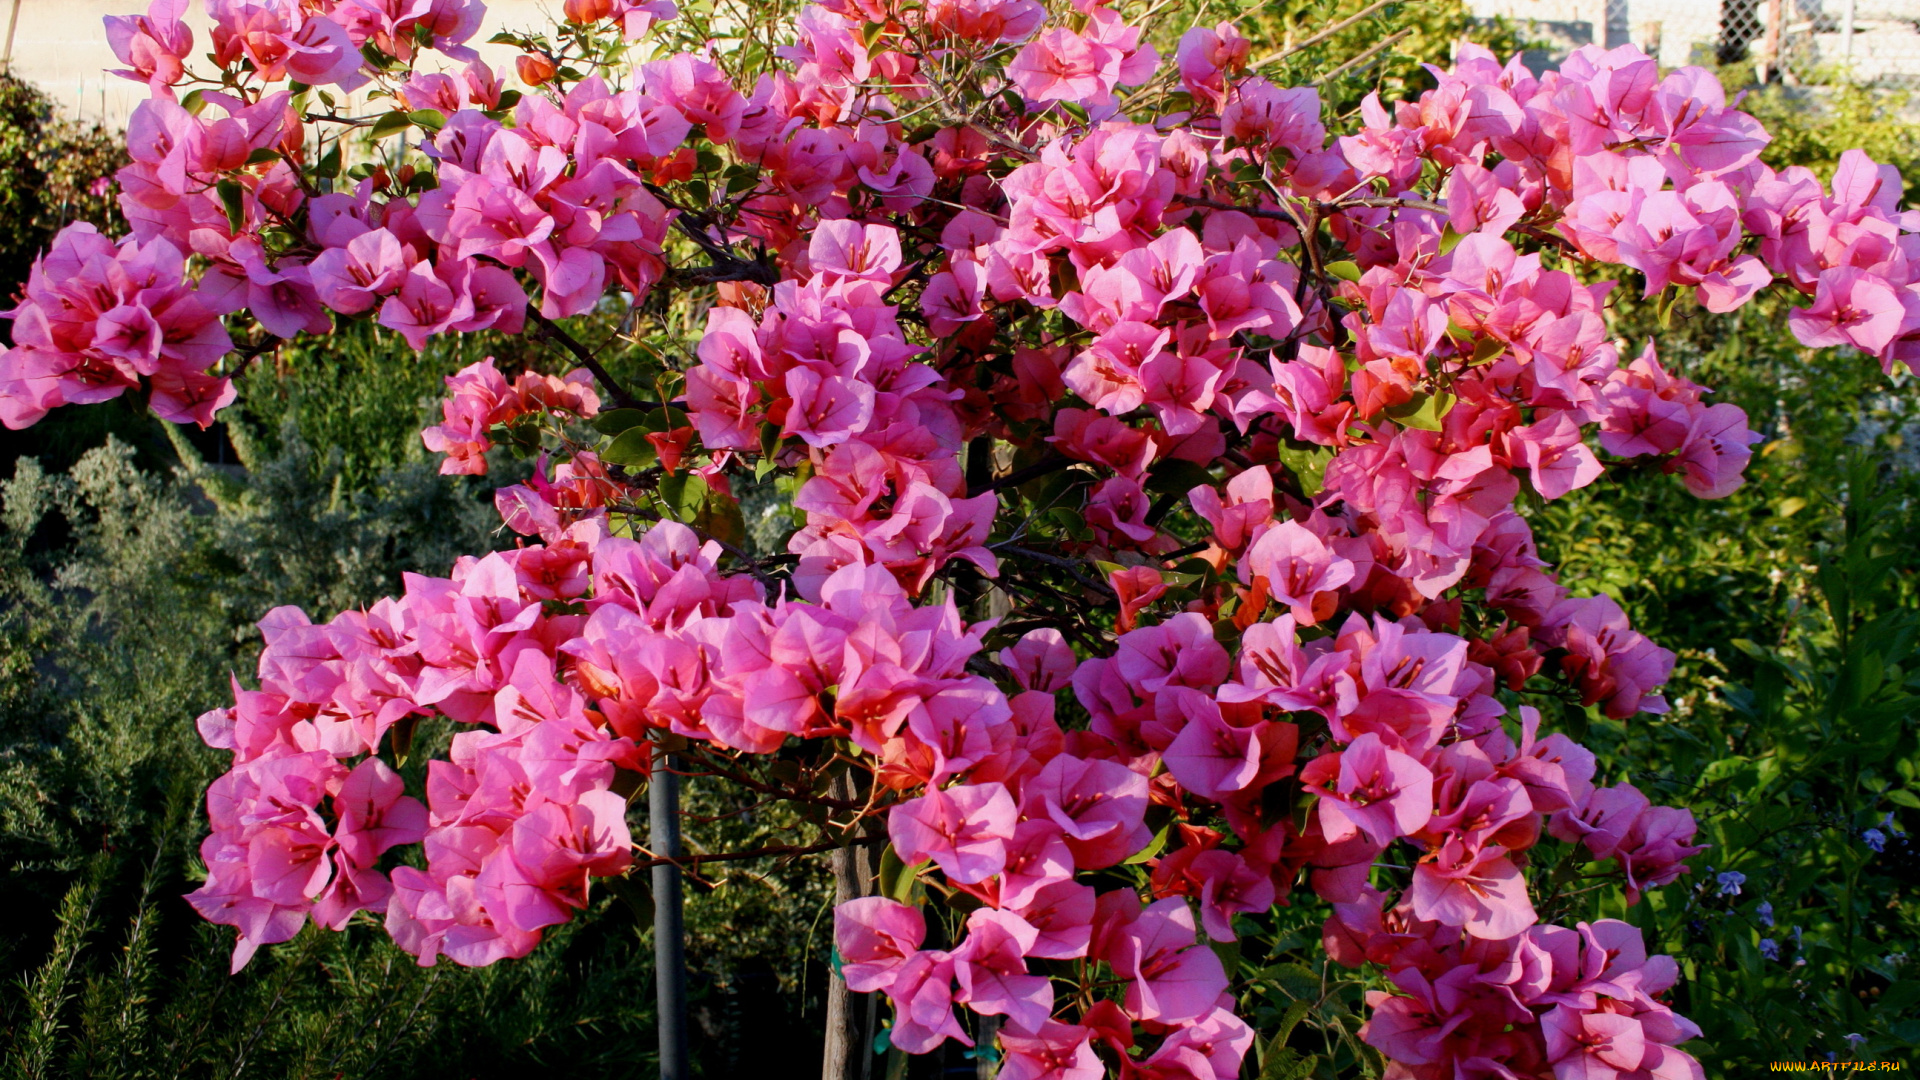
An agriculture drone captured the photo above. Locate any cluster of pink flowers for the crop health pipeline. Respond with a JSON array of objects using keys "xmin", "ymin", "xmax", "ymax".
[
  {"xmin": 23, "ymin": 0, "xmax": 1920, "ymax": 1073},
  {"xmin": 1338, "ymin": 41, "xmax": 1920, "ymax": 380},
  {"xmin": 419, "ymin": 356, "xmax": 602, "ymax": 474},
  {"xmin": 9, "ymin": 0, "xmax": 678, "ymax": 434},
  {"xmin": 1330, "ymin": 903, "xmax": 1702, "ymax": 1080},
  {"xmin": 188, "ymin": 519, "xmax": 755, "ymax": 968},
  {"xmin": 692, "ymin": 220, "xmax": 1003, "ymax": 594},
  {"xmin": 0, "ymin": 224, "xmax": 234, "ymax": 428}
]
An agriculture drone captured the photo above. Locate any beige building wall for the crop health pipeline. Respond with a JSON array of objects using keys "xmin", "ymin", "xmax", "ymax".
[{"xmin": 0, "ymin": 0, "xmax": 570, "ymax": 129}]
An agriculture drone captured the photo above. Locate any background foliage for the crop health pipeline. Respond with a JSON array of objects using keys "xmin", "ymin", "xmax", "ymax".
[{"xmin": 1, "ymin": 1, "xmax": 1917, "ymax": 1075}]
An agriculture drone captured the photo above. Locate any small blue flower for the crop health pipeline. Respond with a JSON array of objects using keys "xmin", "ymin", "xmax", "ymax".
[
  {"xmin": 1846, "ymin": 1033, "xmax": 1867, "ymax": 1051},
  {"xmin": 1865, "ymin": 828, "xmax": 1887, "ymax": 853},
  {"xmin": 1717, "ymin": 870, "xmax": 1746, "ymax": 896},
  {"xmin": 1793, "ymin": 925, "xmax": 1804, "ymax": 946},
  {"xmin": 1760, "ymin": 938, "xmax": 1780, "ymax": 960},
  {"xmin": 1756, "ymin": 901, "xmax": 1775, "ymax": 927}
]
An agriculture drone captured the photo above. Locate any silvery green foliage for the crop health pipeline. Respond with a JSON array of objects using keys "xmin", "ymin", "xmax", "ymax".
[{"xmin": 0, "ymin": 430, "xmax": 829, "ymax": 1077}]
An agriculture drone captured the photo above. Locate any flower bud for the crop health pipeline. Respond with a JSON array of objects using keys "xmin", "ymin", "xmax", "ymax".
[
  {"xmin": 563, "ymin": 0, "xmax": 614, "ymax": 23},
  {"xmin": 516, "ymin": 53, "xmax": 557, "ymax": 86}
]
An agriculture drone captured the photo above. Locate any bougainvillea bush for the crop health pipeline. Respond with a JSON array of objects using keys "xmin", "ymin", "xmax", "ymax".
[{"xmin": 12, "ymin": 0, "xmax": 1920, "ymax": 1073}]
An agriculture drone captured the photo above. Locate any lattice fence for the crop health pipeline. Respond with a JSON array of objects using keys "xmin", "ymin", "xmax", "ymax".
[{"xmin": 1471, "ymin": 0, "xmax": 1920, "ymax": 87}]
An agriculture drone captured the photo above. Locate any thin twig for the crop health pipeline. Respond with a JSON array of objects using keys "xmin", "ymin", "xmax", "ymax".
[
  {"xmin": 676, "ymin": 746, "xmax": 869, "ymax": 813},
  {"xmin": 968, "ymin": 455, "xmax": 1081, "ymax": 498},
  {"xmin": 1250, "ymin": 0, "xmax": 1400, "ymax": 71},
  {"xmin": 644, "ymin": 183, "xmax": 781, "ymax": 285},
  {"xmin": 996, "ymin": 543, "xmax": 1119, "ymax": 597},
  {"xmin": 1310, "ymin": 27, "xmax": 1413, "ymax": 88},
  {"xmin": 632, "ymin": 834, "xmax": 888, "ymax": 872},
  {"xmin": 1334, "ymin": 194, "xmax": 1445, "ymax": 213},
  {"xmin": 610, "ymin": 499, "xmax": 782, "ymax": 594}
]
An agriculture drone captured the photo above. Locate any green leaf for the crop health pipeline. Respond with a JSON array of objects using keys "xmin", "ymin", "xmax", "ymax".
[
  {"xmin": 1228, "ymin": 159, "xmax": 1265, "ymax": 185},
  {"xmin": 406, "ymin": 108, "xmax": 446, "ymax": 131},
  {"xmin": 1210, "ymin": 937, "xmax": 1242, "ymax": 980},
  {"xmin": 602, "ymin": 872, "xmax": 654, "ymax": 927},
  {"xmin": 1123, "ymin": 823, "xmax": 1171, "ymax": 864},
  {"xmin": 1145, "ymin": 458, "xmax": 1214, "ymax": 497},
  {"xmin": 1469, "ymin": 336, "xmax": 1505, "ymax": 366},
  {"xmin": 388, "ymin": 714, "xmax": 423, "ymax": 766},
  {"xmin": 496, "ymin": 89, "xmax": 524, "ymax": 110},
  {"xmin": 1258, "ymin": 1047, "xmax": 1318, "ymax": 1080},
  {"xmin": 603, "ymin": 428, "xmax": 658, "ymax": 469},
  {"xmin": 367, "ymin": 110, "xmax": 413, "ymax": 141},
  {"xmin": 877, "ymin": 845, "xmax": 925, "ymax": 903},
  {"xmin": 1057, "ymin": 100, "xmax": 1090, "ymax": 125},
  {"xmin": 314, "ymin": 142, "xmax": 343, "ymax": 180},
  {"xmin": 861, "ymin": 20, "xmax": 888, "ymax": 49},
  {"xmin": 1879, "ymin": 979, "xmax": 1920, "ymax": 1014},
  {"xmin": 593, "ymin": 408, "xmax": 651, "ymax": 436},
  {"xmin": 1385, "ymin": 390, "xmax": 1454, "ymax": 432},
  {"xmin": 1257, "ymin": 962, "xmax": 1321, "ymax": 1001},
  {"xmin": 647, "ymin": 406, "xmax": 690, "ymax": 432},
  {"xmin": 1257, "ymin": 1000, "xmax": 1315, "ymax": 1080},
  {"xmin": 1887, "ymin": 788, "xmax": 1920, "ymax": 810},
  {"xmin": 1324, "ymin": 259, "xmax": 1361, "ymax": 282},
  {"xmin": 1275, "ymin": 441, "xmax": 1335, "ymax": 497},
  {"xmin": 244, "ymin": 147, "xmax": 281, "ymax": 166},
  {"xmin": 658, "ymin": 474, "xmax": 704, "ymax": 515},
  {"xmin": 697, "ymin": 490, "xmax": 748, "ymax": 550},
  {"xmin": 181, "ymin": 89, "xmax": 209, "ymax": 116},
  {"xmin": 1439, "ymin": 225, "xmax": 1466, "ymax": 255},
  {"xmin": 215, "ymin": 179, "xmax": 247, "ymax": 234}
]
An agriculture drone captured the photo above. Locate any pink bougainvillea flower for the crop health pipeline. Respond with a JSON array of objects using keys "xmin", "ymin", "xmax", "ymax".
[
  {"xmin": 1020, "ymin": 754, "xmax": 1151, "ymax": 869},
  {"xmin": 835, "ymin": 897, "xmax": 926, "ymax": 992},
  {"xmin": 951, "ymin": 908, "xmax": 1053, "ymax": 1031},
  {"xmin": 1242, "ymin": 519, "xmax": 1357, "ymax": 626},
  {"xmin": 888, "ymin": 782, "xmax": 1018, "ymax": 884},
  {"xmin": 1100, "ymin": 897, "xmax": 1228, "ymax": 1023},
  {"xmin": 1300, "ymin": 732, "xmax": 1434, "ymax": 846}
]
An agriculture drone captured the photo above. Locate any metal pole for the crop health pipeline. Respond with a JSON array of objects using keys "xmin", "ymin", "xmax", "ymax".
[{"xmin": 652, "ymin": 751, "xmax": 690, "ymax": 1080}]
